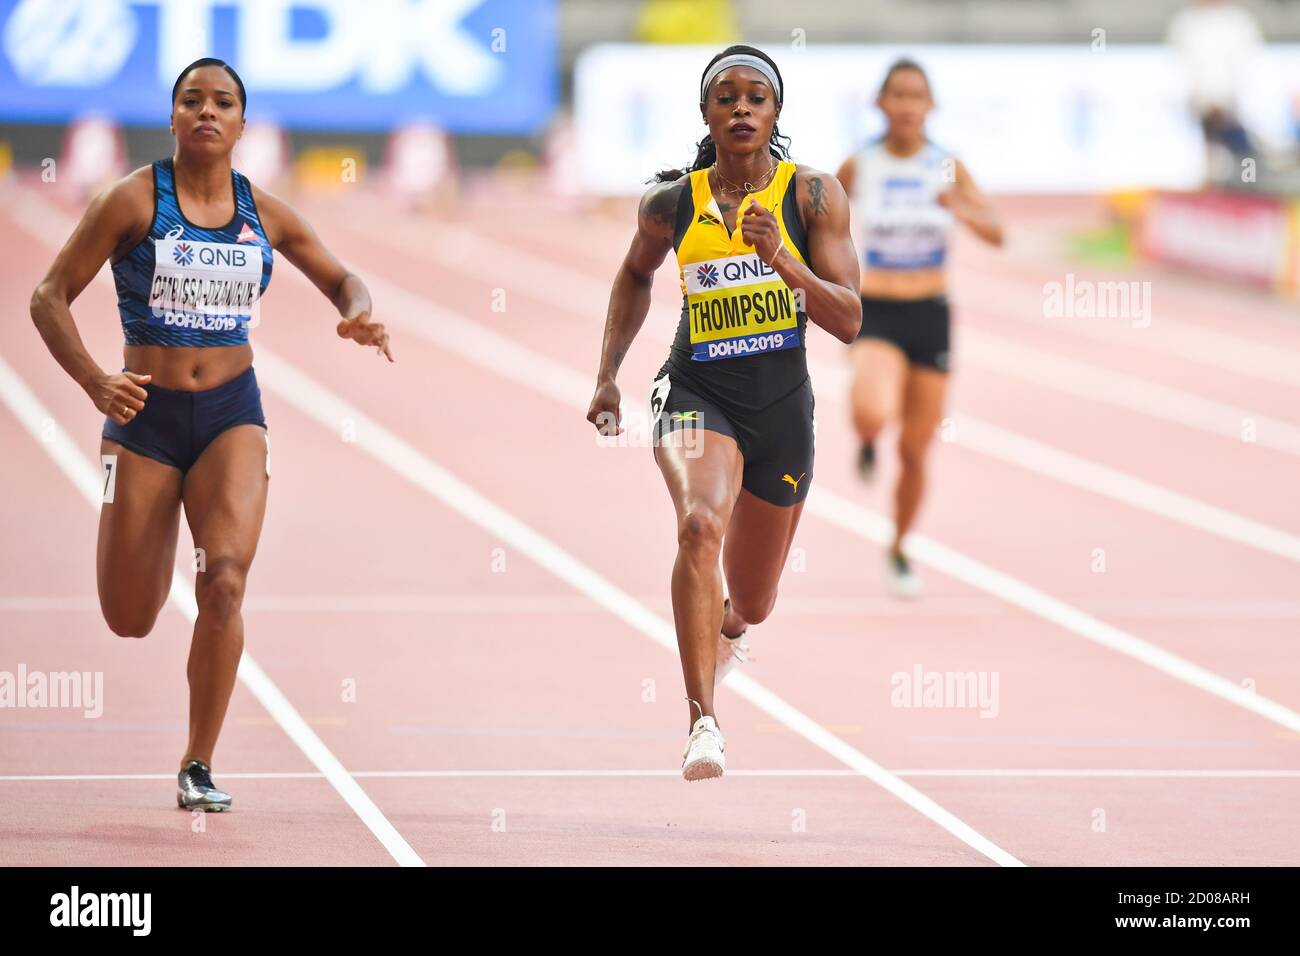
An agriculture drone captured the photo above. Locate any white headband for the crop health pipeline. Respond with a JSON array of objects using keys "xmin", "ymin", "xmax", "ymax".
[{"xmin": 700, "ymin": 53, "xmax": 782, "ymax": 105}]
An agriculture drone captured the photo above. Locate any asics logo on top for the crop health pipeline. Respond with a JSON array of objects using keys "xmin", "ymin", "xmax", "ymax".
[
  {"xmin": 236, "ymin": 222, "xmax": 259, "ymax": 244},
  {"xmin": 670, "ymin": 411, "xmax": 699, "ymax": 422},
  {"xmin": 782, "ymin": 472, "xmax": 805, "ymax": 493},
  {"xmin": 172, "ymin": 242, "xmax": 194, "ymax": 266},
  {"xmin": 696, "ymin": 263, "xmax": 719, "ymax": 288}
]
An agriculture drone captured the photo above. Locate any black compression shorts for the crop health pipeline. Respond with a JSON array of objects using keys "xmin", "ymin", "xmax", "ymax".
[
  {"xmin": 857, "ymin": 294, "xmax": 951, "ymax": 372},
  {"xmin": 650, "ymin": 370, "xmax": 815, "ymax": 506}
]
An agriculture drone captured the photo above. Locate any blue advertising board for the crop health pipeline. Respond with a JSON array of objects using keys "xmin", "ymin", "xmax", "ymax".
[{"xmin": 0, "ymin": 0, "xmax": 557, "ymax": 132}]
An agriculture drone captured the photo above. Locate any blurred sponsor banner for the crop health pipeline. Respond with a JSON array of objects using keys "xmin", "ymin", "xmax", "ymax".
[
  {"xmin": 1282, "ymin": 199, "xmax": 1300, "ymax": 298},
  {"xmin": 1140, "ymin": 190, "xmax": 1288, "ymax": 290},
  {"xmin": 0, "ymin": 0, "xmax": 557, "ymax": 132},
  {"xmin": 575, "ymin": 43, "xmax": 1300, "ymax": 194}
]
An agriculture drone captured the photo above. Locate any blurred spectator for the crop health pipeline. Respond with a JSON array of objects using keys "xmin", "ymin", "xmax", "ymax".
[
  {"xmin": 234, "ymin": 121, "xmax": 290, "ymax": 194},
  {"xmin": 1167, "ymin": 0, "xmax": 1262, "ymax": 169},
  {"xmin": 635, "ymin": 0, "xmax": 738, "ymax": 44},
  {"xmin": 385, "ymin": 121, "xmax": 459, "ymax": 214},
  {"xmin": 60, "ymin": 115, "xmax": 126, "ymax": 198}
]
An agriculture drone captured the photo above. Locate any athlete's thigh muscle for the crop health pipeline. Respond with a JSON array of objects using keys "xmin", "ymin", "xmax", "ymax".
[
  {"xmin": 654, "ymin": 427, "xmax": 744, "ymax": 532},
  {"xmin": 722, "ymin": 490, "xmax": 805, "ymax": 617},
  {"xmin": 851, "ymin": 339, "xmax": 908, "ymax": 427},
  {"xmin": 97, "ymin": 440, "xmax": 184, "ymax": 634},
  {"xmin": 181, "ymin": 425, "xmax": 270, "ymax": 580}
]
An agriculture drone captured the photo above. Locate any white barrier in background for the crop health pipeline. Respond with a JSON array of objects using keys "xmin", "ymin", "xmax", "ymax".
[{"xmin": 574, "ymin": 43, "xmax": 1300, "ymax": 195}]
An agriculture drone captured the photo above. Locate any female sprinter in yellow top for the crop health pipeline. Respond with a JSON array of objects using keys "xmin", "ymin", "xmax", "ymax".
[
  {"xmin": 30, "ymin": 58, "xmax": 392, "ymax": 811},
  {"xmin": 836, "ymin": 58, "xmax": 1003, "ymax": 597},
  {"xmin": 586, "ymin": 46, "xmax": 861, "ymax": 780}
]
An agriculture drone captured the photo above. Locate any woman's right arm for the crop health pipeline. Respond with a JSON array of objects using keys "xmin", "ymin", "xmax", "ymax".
[
  {"xmin": 834, "ymin": 155, "xmax": 856, "ymax": 197},
  {"xmin": 30, "ymin": 171, "xmax": 154, "ymax": 425},
  {"xmin": 585, "ymin": 178, "xmax": 682, "ymax": 436}
]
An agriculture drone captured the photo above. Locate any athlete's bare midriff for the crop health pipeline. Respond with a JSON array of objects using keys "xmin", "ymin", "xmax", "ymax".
[
  {"xmin": 859, "ymin": 267, "xmax": 946, "ymax": 300},
  {"xmin": 123, "ymin": 343, "xmax": 253, "ymax": 390}
]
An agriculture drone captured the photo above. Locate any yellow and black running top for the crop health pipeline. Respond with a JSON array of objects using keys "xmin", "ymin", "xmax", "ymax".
[{"xmin": 663, "ymin": 160, "xmax": 812, "ymax": 413}]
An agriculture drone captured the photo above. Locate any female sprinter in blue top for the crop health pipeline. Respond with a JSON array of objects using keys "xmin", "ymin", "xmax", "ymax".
[
  {"xmin": 836, "ymin": 59, "xmax": 1003, "ymax": 597},
  {"xmin": 30, "ymin": 58, "xmax": 393, "ymax": 811}
]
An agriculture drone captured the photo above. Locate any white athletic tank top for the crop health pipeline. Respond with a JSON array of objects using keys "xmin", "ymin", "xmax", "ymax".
[{"xmin": 849, "ymin": 139, "xmax": 954, "ymax": 270}]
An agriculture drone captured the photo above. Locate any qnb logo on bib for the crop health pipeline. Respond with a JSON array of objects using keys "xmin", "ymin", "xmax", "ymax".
[
  {"xmin": 683, "ymin": 252, "xmax": 801, "ymax": 362},
  {"xmin": 683, "ymin": 253, "xmax": 780, "ymax": 296},
  {"xmin": 148, "ymin": 237, "xmax": 263, "ymax": 332}
]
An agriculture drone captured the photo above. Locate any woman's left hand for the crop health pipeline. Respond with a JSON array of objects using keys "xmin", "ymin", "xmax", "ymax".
[
  {"xmin": 740, "ymin": 200, "xmax": 783, "ymax": 265},
  {"xmin": 337, "ymin": 312, "xmax": 394, "ymax": 362}
]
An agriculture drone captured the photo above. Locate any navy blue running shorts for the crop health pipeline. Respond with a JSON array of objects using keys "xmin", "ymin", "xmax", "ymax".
[{"xmin": 101, "ymin": 364, "xmax": 267, "ymax": 473}]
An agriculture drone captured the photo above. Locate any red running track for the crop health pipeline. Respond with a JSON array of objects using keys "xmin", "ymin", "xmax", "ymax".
[{"xmin": 1, "ymin": 176, "xmax": 1298, "ymax": 866}]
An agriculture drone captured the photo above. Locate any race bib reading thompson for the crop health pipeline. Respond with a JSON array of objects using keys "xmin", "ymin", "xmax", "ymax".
[
  {"xmin": 148, "ymin": 236, "xmax": 262, "ymax": 332},
  {"xmin": 682, "ymin": 253, "xmax": 800, "ymax": 362}
]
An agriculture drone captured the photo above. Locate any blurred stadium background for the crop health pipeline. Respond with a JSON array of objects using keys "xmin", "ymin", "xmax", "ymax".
[{"xmin": 1, "ymin": 0, "xmax": 1297, "ymax": 292}]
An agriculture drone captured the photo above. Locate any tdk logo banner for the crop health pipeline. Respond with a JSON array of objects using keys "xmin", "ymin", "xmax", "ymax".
[{"xmin": 0, "ymin": 0, "xmax": 557, "ymax": 132}]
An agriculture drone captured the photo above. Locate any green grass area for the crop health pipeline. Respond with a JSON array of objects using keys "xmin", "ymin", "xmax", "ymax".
[{"xmin": 1068, "ymin": 223, "xmax": 1133, "ymax": 267}]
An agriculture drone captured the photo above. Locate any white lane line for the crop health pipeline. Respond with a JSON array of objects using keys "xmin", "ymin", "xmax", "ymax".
[
  {"xmin": 333, "ymin": 201, "xmax": 1300, "ymax": 559},
  {"xmin": 4, "ymin": 769, "xmax": 1299, "ymax": 782},
  {"xmin": 340, "ymin": 192, "xmax": 1300, "ymax": 398},
  {"xmin": 953, "ymin": 415, "xmax": 1300, "ymax": 562},
  {"xmin": 818, "ymin": 360, "xmax": 1300, "ymax": 564},
  {"xmin": 330, "ymin": 266, "xmax": 1300, "ymax": 736},
  {"xmin": 8, "ymin": 595, "xmax": 1300, "ymax": 618},
  {"xmin": 0, "ymin": 192, "xmax": 1013, "ymax": 858},
  {"xmin": 805, "ymin": 493, "xmax": 1300, "ymax": 734},
  {"xmin": 7, "ymin": 594, "xmax": 1300, "ymax": 619},
  {"xmin": 17, "ymin": 188, "xmax": 1289, "ymax": 858},
  {"xmin": 0, "ymin": 597, "xmax": 100, "ymax": 610},
  {"xmin": 245, "ymin": 346, "xmax": 1023, "ymax": 866},
  {"xmin": 0, "ymin": 358, "xmax": 425, "ymax": 867},
  {"xmin": 0, "ymin": 772, "xmax": 333, "ymax": 782},
  {"xmin": 887, "ymin": 769, "xmax": 1300, "ymax": 778},
  {"xmin": 961, "ymin": 327, "xmax": 1300, "ymax": 457},
  {"xmin": 961, "ymin": 270, "xmax": 1300, "ymax": 389}
]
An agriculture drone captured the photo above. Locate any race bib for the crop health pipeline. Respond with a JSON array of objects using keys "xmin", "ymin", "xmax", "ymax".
[
  {"xmin": 648, "ymin": 370, "xmax": 671, "ymax": 425},
  {"xmin": 148, "ymin": 227, "xmax": 262, "ymax": 332},
  {"xmin": 683, "ymin": 252, "xmax": 800, "ymax": 361},
  {"xmin": 861, "ymin": 181, "xmax": 952, "ymax": 269}
]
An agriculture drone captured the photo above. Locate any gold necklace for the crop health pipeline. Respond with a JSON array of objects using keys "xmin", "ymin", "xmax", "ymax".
[{"xmin": 711, "ymin": 160, "xmax": 777, "ymax": 196}]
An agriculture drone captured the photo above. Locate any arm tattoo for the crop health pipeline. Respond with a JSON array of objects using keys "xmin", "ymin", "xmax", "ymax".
[
  {"xmin": 807, "ymin": 176, "xmax": 827, "ymax": 217},
  {"xmin": 645, "ymin": 183, "xmax": 682, "ymax": 227},
  {"xmin": 612, "ymin": 349, "xmax": 625, "ymax": 371}
]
